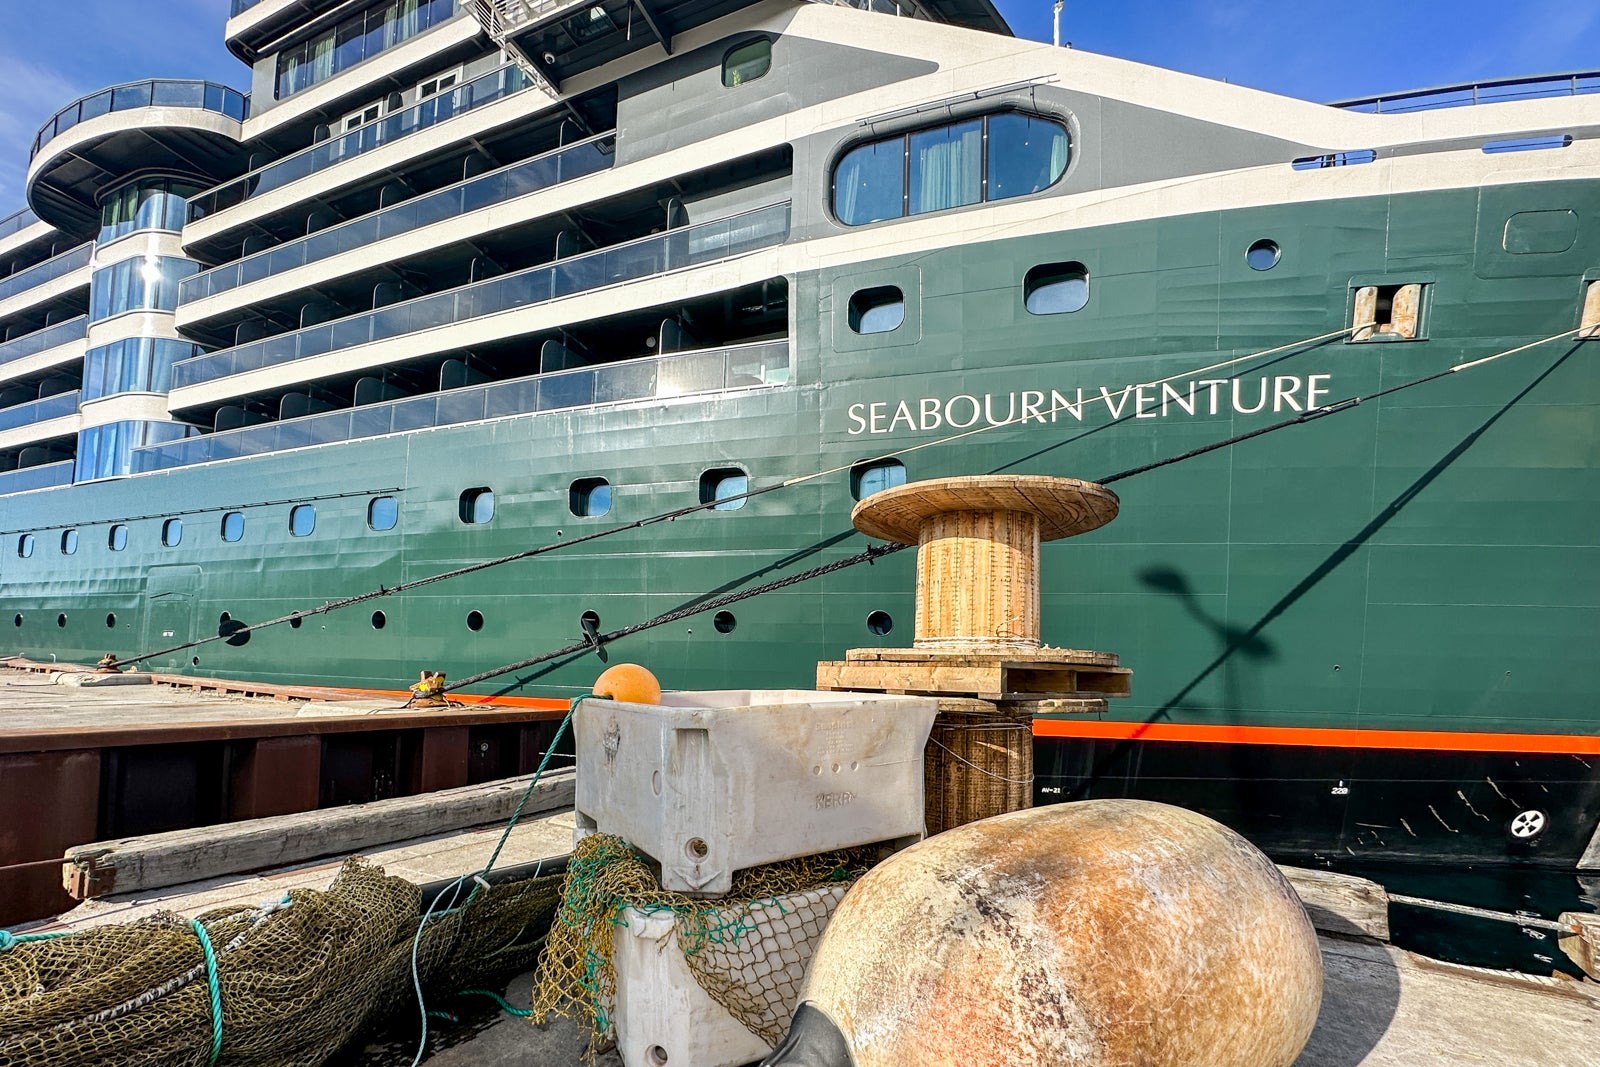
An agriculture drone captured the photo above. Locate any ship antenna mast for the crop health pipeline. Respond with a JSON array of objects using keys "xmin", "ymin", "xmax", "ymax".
[{"xmin": 1052, "ymin": 0, "xmax": 1064, "ymax": 47}]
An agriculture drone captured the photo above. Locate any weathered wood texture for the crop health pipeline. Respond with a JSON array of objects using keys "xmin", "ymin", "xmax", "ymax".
[
  {"xmin": 817, "ymin": 649, "xmax": 1129, "ymax": 701},
  {"xmin": 1279, "ymin": 865, "xmax": 1390, "ymax": 941},
  {"xmin": 63, "ymin": 769, "xmax": 575, "ymax": 899},
  {"xmin": 1557, "ymin": 912, "xmax": 1599, "ymax": 980}
]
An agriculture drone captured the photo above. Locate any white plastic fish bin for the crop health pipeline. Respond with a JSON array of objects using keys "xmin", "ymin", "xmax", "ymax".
[
  {"xmin": 574, "ymin": 689, "xmax": 936, "ymax": 895},
  {"xmin": 610, "ymin": 885, "xmax": 849, "ymax": 1067}
]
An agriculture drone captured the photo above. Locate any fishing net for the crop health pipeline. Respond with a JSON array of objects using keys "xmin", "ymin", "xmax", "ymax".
[
  {"xmin": 0, "ymin": 858, "xmax": 562, "ymax": 1067},
  {"xmin": 531, "ymin": 833, "xmax": 873, "ymax": 1057}
]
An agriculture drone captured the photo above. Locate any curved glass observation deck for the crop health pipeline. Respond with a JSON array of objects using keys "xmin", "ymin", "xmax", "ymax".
[
  {"xmin": 181, "ymin": 133, "xmax": 614, "ymax": 304},
  {"xmin": 31, "ymin": 81, "xmax": 248, "ymax": 160},
  {"xmin": 171, "ymin": 202, "xmax": 792, "ymax": 390},
  {"xmin": 137, "ymin": 340, "xmax": 790, "ymax": 472}
]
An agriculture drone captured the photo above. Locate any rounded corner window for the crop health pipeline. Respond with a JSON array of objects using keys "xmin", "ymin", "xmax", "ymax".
[
  {"xmin": 60, "ymin": 529, "xmax": 78, "ymax": 555},
  {"xmin": 722, "ymin": 38, "xmax": 771, "ymax": 87},
  {"xmin": 848, "ymin": 286, "xmax": 905, "ymax": 335},
  {"xmin": 56, "ymin": 613, "xmax": 67, "ymax": 628},
  {"xmin": 1024, "ymin": 262, "xmax": 1090, "ymax": 315},
  {"xmin": 851, "ymin": 458, "xmax": 907, "ymax": 501},
  {"xmin": 368, "ymin": 495, "xmax": 398, "ymax": 531},
  {"xmin": 459, "ymin": 487, "xmax": 494, "ymax": 524},
  {"xmin": 161, "ymin": 518, "xmax": 182, "ymax": 548},
  {"xmin": 108, "ymin": 524, "xmax": 128, "ymax": 552},
  {"xmin": 106, "ymin": 612, "xmax": 117, "ymax": 628},
  {"xmin": 699, "ymin": 468, "xmax": 749, "ymax": 511},
  {"xmin": 1246, "ymin": 239, "xmax": 1281, "ymax": 271},
  {"xmin": 289, "ymin": 504, "xmax": 316, "ymax": 537},
  {"xmin": 569, "ymin": 477, "xmax": 612, "ymax": 518},
  {"xmin": 220, "ymin": 511, "xmax": 244, "ymax": 543},
  {"xmin": 16, "ymin": 534, "xmax": 33, "ymax": 559}
]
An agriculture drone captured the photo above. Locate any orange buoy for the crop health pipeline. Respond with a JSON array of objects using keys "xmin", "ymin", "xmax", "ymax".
[{"xmin": 592, "ymin": 663, "xmax": 662, "ymax": 704}]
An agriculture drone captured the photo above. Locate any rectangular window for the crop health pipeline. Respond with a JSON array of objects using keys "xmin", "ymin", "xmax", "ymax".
[
  {"xmin": 833, "ymin": 139, "xmax": 906, "ymax": 226},
  {"xmin": 275, "ymin": 0, "xmax": 457, "ymax": 99},
  {"xmin": 909, "ymin": 119, "xmax": 982, "ymax": 216}
]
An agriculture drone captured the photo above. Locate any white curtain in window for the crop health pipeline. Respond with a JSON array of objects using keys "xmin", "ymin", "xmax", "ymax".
[
  {"xmin": 910, "ymin": 121, "xmax": 981, "ymax": 215},
  {"xmin": 387, "ymin": 0, "xmax": 422, "ymax": 47}
]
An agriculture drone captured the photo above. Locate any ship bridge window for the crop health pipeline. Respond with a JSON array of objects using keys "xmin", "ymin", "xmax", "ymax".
[
  {"xmin": 162, "ymin": 519, "xmax": 182, "ymax": 547},
  {"xmin": 368, "ymin": 496, "xmax": 398, "ymax": 531},
  {"xmin": 723, "ymin": 39, "xmax": 772, "ymax": 87},
  {"xmin": 833, "ymin": 111, "xmax": 1069, "ymax": 226},
  {"xmin": 290, "ymin": 504, "xmax": 316, "ymax": 537},
  {"xmin": 1024, "ymin": 262, "xmax": 1090, "ymax": 315},
  {"xmin": 849, "ymin": 286, "xmax": 905, "ymax": 334},
  {"xmin": 17, "ymin": 534, "xmax": 33, "ymax": 558},
  {"xmin": 700, "ymin": 468, "xmax": 749, "ymax": 511},
  {"xmin": 221, "ymin": 511, "xmax": 244, "ymax": 542},
  {"xmin": 459, "ymin": 487, "xmax": 495, "ymax": 524},
  {"xmin": 852, "ymin": 459, "xmax": 907, "ymax": 500},
  {"xmin": 570, "ymin": 478, "xmax": 612, "ymax": 517}
]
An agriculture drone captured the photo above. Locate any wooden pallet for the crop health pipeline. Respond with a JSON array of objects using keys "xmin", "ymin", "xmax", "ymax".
[{"xmin": 817, "ymin": 647, "xmax": 1130, "ymax": 702}]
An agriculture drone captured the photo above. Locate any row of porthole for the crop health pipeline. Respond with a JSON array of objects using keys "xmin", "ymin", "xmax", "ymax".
[
  {"xmin": 12, "ymin": 460, "xmax": 913, "ymax": 559},
  {"xmin": 846, "ymin": 245, "xmax": 1282, "ymax": 336}
]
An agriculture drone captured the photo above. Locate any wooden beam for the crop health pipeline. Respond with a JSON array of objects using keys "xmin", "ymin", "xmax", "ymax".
[
  {"xmin": 63, "ymin": 769, "xmax": 574, "ymax": 899},
  {"xmin": 1278, "ymin": 865, "xmax": 1389, "ymax": 941}
]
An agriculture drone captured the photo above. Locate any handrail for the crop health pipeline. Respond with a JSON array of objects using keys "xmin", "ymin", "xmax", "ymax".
[
  {"xmin": 0, "ymin": 316, "xmax": 88, "ymax": 368},
  {"xmin": 0, "ymin": 209, "xmax": 42, "ymax": 244},
  {"xmin": 0, "ymin": 391, "xmax": 79, "ymax": 435},
  {"xmin": 138, "ymin": 340, "xmax": 790, "ymax": 473},
  {"xmin": 0, "ymin": 243, "xmax": 92, "ymax": 305},
  {"xmin": 187, "ymin": 64, "xmax": 530, "ymax": 224},
  {"xmin": 1329, "ymin": 69, "xmax": 1600, "ymax": 114},
  {"xmin": 180, "ymin": 133, "xmax": 615, "ymax": 304},
  {"xmin": 0, "ymin": 460, "xmax": 73, "ymax": 496},
  {"xmin": 31, "ymin": 80, "xmax": 247, "ymax": 160},
  {"xmin": 171, "ymin": 202, "xmax": 792, "ymax": 390}
]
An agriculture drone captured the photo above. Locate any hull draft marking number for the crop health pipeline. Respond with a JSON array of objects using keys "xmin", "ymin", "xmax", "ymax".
[{"xmin": 1508, "ymin": 809, "xmax": 1548, "ymax": 840}]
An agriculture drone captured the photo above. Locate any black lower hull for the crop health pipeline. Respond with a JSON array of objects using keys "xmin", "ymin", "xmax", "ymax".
[{"xmin": 1034, "ymin": 734, "xmax": 1600, "ymax": 870}]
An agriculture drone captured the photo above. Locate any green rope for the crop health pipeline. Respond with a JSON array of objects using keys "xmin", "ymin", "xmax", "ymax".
[
  {"xmin": 457, "ymin": 989, "xmax": 533, "ymax": 1017},
  {"xmin": 190, "ymin": 918, "xmax": 224, "ymax": 1067},
  {"xmin": 0, "ymin": 929, "xmax": 71, "ymax": 951}
]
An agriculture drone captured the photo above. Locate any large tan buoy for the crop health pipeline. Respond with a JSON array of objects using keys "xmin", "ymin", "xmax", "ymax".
[{"xmin": 763, "ymin": 800, "xmax": 1322, "ymax": 1067}]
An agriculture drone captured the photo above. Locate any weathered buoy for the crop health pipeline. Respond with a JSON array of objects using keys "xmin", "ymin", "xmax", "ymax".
[
  {"xmin": 764, "ymin": 800, "xmax": 1321, "ymax": 1067},
  {"xmin": 592, "ymin": 662, "xmax": 662, "ymax": 704}
]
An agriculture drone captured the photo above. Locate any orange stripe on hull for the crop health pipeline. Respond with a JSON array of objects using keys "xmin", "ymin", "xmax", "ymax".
[{"xmin": 1031, "ymin": 718, "xmax": 1600, "ymax": 756}]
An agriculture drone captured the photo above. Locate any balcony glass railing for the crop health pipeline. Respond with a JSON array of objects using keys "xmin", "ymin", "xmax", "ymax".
[
  {"xmin": 1329, "ymin": 69, "xmax": 1600, "ymax": 114},
  {"xmin": 171, "ymin": 202, "xmax": 791, "ymax": 390},
  {"xmin": 230, "ymin": 0, "xmax": 264, "ymax": 14},
  {"xmin": 0, "ymin": 243, "xmax": 92, "ymax": 305},
  {"xmin": 31, "ymin": 81, "xmax": 248, "ymax": 159},
  {"xmin": 0, "ymin": 316, "xmax": 88, "ymax": 370},
  {"xmin": 0, "ymin": 209, "xmax": 42, "ymax": 243},
  {"xmin": 181, "ymin": 134, "xmax": 615, "ymax": 304},
  {"xmin": 0, "ymin": 391, "xmax": 79, "ymax": 435},
  {"xmin": 187, "ymin": 65, "xmax": 531, "ymax": 224},
  {"xmin": 137, "ymin": 340, "xmax": 789, "ymax": 473},
  {"xmin": 0, "ymin": 459, "xmax": 73, "ymax": 495}
]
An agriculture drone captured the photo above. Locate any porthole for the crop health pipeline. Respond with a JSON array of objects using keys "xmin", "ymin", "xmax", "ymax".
[
  {"xmin": 459, "ymin": 487, "xmax": 494, "ymax": 524},
  {"xmin": 569, "ymin": 477, "xmax": 612, "ymax": 518},
  {"xmin": 219, "ymin": 611, "xmax": 232, "ymax": 625},
  {"xmin": 722, "ymin": 38, "xmax": 771, "ymax": 87},
  {"xmin": 1246, "ymin": 239, "xmax": 1281, "ymax": 271},
  {"xmin": 289, "ymin": 504, "xmax": 315, "ymax": 537},
  {"xmin": 106, "ymin": 613, "xmax": 117, "ymax": 628},
  {"xmin": 60, "ymin": 529, "xmax": 78, "ymax": 555},
  {"xmin": 851, "ymin": 458, "xmax": 907, "ymax": 501},
  {"xmin": 847, "ymin": 286, "xmax": 905, "ymax": 335},
  {"xmin": 580, "ymin": 609, "xmax": 601, "ymax": 633},
  {"xmin": 368, "ymin": 495, "xmax": 398, "ymax": 531},
  {"xmin": 16, "ymin": 534, "xmax": 33, "ymax": 558},
  {"xmin": 56, "ymin": 613, "xmax": 66, "ymax": 628},
  {"xmin": 713, "ymin": 610, "xmax": 737, "ymax": 634},
  {"xmin": 220, "ymin": 618, "xmax": 250, "ymax": 646},
  {"xmin": 866, "ymin": 610, "xmax": 893, "ymax": 636},
  {"xmin": 192, "ymin": 656, "xmax": 200, "ymax": 666},
  {"xmin": 162, "ymin": 518, "xmax": 182, "ymax": 547},
  {"xmin": 699, "ymin": 468, "xmax": 749, "ymax": 511},
  {"xmin": 221, "ymin": 511, "xmax": 244, "ymax": 542},
  {"xmin": 109, "ymin": 524, "xmax": 128, "ymax": 551},
  {"xmin": 1024, "ymin": 262, "xmax": 1090, "ymax": 315},
  {"xmin": 466, "ymin": 610, "xmax": 484, "ymax": 632},
  {"xmin": 289, "ymin": 615, "xmax": 303, "ymax": 629},
  {"xmin": 11, "ymin": 613, "xmax": 19, "ymax": 627},
  {"xmin": 371, "ymin": 610, "xmax": 387, "ymax": 630}
]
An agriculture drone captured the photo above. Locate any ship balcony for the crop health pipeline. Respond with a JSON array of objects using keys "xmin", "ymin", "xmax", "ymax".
[
  {"xmin": 179, "ymin": 132, "xmax": 615, "ymax": 315},
  {"xmin": 135, "ymin": 338, "xmax": 788, "ymax": 472},
  {"xmin": 185, "ymin": 64, "xmax": 536, "ymax": 243},
  {"xmin": 0, "ymin": 392, "xmax": 80, "ymax": 452},
  {"xmin": 168, "ymin": 201, "xmax": 790, "ymax": 401},
  {"xmin": 0, "ymin": 244, "xmax": 92, "ymax": 323},
  {"xmin": 0, "ymin": 317, "xmax": 89, "ymax": 386},
  {"xmin": 0, "ymin": 459, "xmax": 73, "ymax": 496},
  {"xmin": 0, "ymin": 209, "xmax": 55, "ymax": 263},
  {"xmin": 27, "ymin": 80, "xmax": 249, "ymax": 239},
  {"xmin": 226, "ymin": 0, "xmax": 351, "ymax": 63}
]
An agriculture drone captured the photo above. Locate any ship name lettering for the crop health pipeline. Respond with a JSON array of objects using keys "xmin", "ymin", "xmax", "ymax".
[{"xmin": 845, "ymin": 374, "xmax": 1333, "ymax": 435}]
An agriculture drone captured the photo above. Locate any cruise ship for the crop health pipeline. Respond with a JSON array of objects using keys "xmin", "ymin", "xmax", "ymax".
[{"xmin": 1, "ymin": 0, "xmax": 1597, "ymax": 872}]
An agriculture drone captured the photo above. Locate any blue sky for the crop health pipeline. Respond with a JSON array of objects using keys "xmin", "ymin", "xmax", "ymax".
[{"xmin": 2, "ymin": 0, "xmax": 1597, "ymax": 216}]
